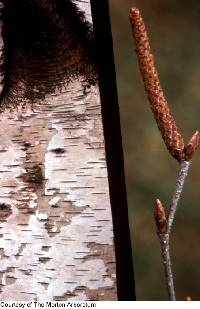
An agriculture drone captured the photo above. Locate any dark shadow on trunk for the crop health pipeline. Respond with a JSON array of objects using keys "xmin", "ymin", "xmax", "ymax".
[{"xmin": 0, "ymin": 0, "xmax": 97, "ymax": 109}]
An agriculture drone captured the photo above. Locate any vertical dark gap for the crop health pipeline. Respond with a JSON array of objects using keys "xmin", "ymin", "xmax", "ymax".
[{"xmin": 90, "ymin": 0, "xmax": 136, "ymax": 301}]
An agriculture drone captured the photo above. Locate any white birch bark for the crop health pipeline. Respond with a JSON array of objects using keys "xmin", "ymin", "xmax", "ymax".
[{"xmin": 0, "ymin": 1, "xmax": 117, "ymax": 301}]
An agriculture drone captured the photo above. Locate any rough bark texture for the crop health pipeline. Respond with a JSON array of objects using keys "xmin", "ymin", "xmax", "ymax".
[{"xmin": 0, "ymin": 0, "xmax": 117, "ymax": 301}]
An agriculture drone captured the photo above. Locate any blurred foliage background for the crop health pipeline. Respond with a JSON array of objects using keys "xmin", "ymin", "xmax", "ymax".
[{"xmin": 109, "ymin": 0, "xmax": 200, "ymax": 301}]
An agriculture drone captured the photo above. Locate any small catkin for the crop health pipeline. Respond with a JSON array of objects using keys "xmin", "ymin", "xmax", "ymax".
[
  {"xmin": 130, "ymin": 8, "xmax": 185, "ymax": 161},
  {"xmin": 154, "ymin": 199, "xmax": 167, "ymax": 234},
  {"xmin": 184, "ymin": 131, "xmax": 200, "ymax": 161}
]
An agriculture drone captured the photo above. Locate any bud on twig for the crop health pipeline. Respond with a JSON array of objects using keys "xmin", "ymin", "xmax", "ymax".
[
  {"xmin": 184, "ymin": 131, "xmax": 200, "ymax": 161},
  {"xmin": 154, "ymin": 199, "xmax": 167, "ymax": 234},
  {"xmin": 129, "ymin": 8, "xmax": 185, "ymax": 161}
]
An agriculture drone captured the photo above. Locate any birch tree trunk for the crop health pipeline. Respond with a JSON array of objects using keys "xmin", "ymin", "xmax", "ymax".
[{"xmin": 0, "ymin": 0, "xmax": 117, "ymax": 301}]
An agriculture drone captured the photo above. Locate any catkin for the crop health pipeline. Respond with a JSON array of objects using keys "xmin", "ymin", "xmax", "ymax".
[{"xmin": 130, "ymin": 8, "xmax": 185, "ymax": 161}]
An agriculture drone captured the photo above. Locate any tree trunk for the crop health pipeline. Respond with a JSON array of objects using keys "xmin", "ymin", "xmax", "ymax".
[{"xmin": 0, "ymin": 0, "xmax": 117, "ymax": 301}]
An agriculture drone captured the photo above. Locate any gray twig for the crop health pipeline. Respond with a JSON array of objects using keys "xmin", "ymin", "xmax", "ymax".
[
  {"xmin": 158, "ymin": 233, "xmax": 176, "ymax": 301},
  {"xmin": 167, "ymin": 161, "xmax": 191, "ymax": 233},
  {"xmin": 157, "ymin": 160, "xmax": 191, "ymax": 300}
]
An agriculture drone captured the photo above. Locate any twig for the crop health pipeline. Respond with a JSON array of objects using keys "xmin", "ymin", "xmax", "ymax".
[
  {"xmin": 130, "ymin": 7, "xmax": 200, "ymax": 300},
  {"xmin": 167, "ymin": 131, "xmax": 200, "ymax": 232},
  {"xmin": 158, "ymin": 234, "xmax": 175, "ymax": 300},
  {"xmin": 155, "ymin": 159, "xmax": 191, "ymax": 300},
  {"xmin": 167, "ymin": 160, "xmax": 191, "ymax": 233},
  {"xmin": 154, "ymin": 159, "xmax": 190, "ymax": 301},
  {"xmin": 155, "ymin": 199, "xmax": 176, "ymax": 300},
  {"xmin": 155, "ymin": 138, "xmax": 198, "ymax": 300},
  {"xmin": 162, "ymin": 160, "xmax": 190, "ymax": 300}
]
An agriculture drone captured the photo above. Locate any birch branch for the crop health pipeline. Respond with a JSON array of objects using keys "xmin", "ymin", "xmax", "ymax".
[{"xmin": 130, "ymin": 7, "xmax": 200, "ymax": 300}]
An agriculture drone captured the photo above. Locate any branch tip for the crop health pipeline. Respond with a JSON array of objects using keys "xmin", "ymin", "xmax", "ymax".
[{"xmin": 129, "ymin": 7, "xmax": 140, "ymax": 18}]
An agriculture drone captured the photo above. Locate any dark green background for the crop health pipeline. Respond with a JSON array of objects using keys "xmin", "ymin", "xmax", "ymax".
[{"xmin": 109, "ymin": 0, "xmax": 200, "ymax": 301}]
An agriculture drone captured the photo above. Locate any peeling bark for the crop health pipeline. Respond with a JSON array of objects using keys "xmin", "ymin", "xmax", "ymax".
[{"xmin": 0, "ymin": 0, "xmax": 117, "ymax": 301}]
